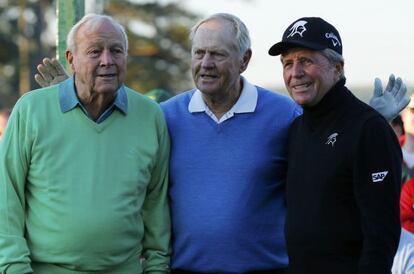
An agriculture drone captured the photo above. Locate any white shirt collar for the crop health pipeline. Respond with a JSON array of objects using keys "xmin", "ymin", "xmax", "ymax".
[{"xmin": 188, "ymin": 77, "xmax": 258, "ymax": 123}]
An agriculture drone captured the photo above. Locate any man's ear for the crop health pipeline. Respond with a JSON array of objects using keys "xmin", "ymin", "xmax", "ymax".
[
  {"xmin": 240, "ymin": 49, "xmax": 252, "ymax": 74},
  {"xmin": 66, "ymin": 50, "xmax": 75, "ymax": 72},
  {"xmin": 335, "ymin": 61, "xmax": 344, "ymax": 79}
]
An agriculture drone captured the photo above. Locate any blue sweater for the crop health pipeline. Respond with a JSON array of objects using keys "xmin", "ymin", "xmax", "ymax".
[{"xmin": 161, "ymin": 87, "xmax": 301, "ymax": 272}]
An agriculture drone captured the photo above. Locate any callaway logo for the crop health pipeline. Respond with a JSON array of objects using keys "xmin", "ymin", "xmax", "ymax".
[
  {"xmin": 287, "ymin": 20, "xmax": 308, "ymax": 38},
  {"xmin": 372, "ymin": 171, "xmax": 388, "ymax": 183},
  {"xmin": 325, "ymin": 133, "xmax": 338, "ymax": 146},
  {"xmin": 325, "ymin": 32, "xmax": 341, "ymax": 47}
]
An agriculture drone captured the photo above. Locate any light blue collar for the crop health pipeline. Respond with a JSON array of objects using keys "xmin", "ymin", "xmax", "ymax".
[{"xmin": 58, "ymin": 76, "xmax": 128, "ymax": 118}]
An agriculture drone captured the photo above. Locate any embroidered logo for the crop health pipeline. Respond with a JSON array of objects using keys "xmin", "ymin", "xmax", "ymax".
[
  {"xmin": 287, "ymin": 20, "xmax": 308, "ymax": 38},
  {"xmin": 325, "ymin": 133, "xmax": 338, "ymax": 146},
  {"xmin": 325, "ymin": 32, "xmax": 341, "ymax": 47},
  {"xmin": 372, "ymin": 171, "xmax": 388, "ymax": 183}
]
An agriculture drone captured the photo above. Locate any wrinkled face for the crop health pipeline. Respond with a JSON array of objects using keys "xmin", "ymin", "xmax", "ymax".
[
  {"xmin": 191, "ymin": 18, "xmax": 248, "ymax": 97},
  {"xmin": 67, "ymin": 20, "xmax": 127, "ymax": 98},
  {"xmin": 281, "ymin": 48, "xmax": 342, "ymax": 107}
]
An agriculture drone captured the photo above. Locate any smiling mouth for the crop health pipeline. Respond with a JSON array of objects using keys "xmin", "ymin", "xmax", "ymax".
[{"xmin": 292, "ymin": 82, "xmax": 311, "ymax": 90}]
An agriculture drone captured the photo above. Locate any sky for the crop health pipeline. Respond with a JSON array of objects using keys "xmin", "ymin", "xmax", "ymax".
[{"xmin": 177, "ymin": 0, "xmax": 413, "ymax": 91}]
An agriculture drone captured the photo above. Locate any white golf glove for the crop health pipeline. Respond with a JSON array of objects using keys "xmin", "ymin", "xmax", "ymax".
[{"xmin": 369, "ymin": 74, "xmax": 410, "ymax": 122}]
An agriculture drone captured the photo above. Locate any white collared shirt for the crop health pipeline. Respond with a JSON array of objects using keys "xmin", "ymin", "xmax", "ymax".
[{"xmin": 188, "ymin": 77, "xmax": 258, "ymax": 123}]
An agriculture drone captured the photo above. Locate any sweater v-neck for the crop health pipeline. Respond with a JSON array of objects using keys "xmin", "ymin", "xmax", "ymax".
[
  {"xmin": 74, "ymin": 107, "xmax": 119, "ymax": 133},
  {"xmin": 201, "ymin": 109, "xmax": 250, "ymax": 133}
]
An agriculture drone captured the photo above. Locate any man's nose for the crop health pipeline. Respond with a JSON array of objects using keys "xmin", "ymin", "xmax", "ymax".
[
  {"xmin": 100, "ymin": 50, "xmax": 114, "ymax": 66},
  {"xmin": 201, "ymin": 53, "xmax": 214, "ymax": 68},
  {"xmin": 291, "ymin": 62, "xmax": 304, "ymax": 78}
]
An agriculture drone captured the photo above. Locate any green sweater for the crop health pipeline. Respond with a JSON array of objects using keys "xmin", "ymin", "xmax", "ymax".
[{"xmin": 0, "ymin": 81, "xmax": 171, "ymax": 274}]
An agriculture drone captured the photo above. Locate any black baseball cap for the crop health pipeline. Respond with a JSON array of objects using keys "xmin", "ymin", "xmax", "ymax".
[{"xmin": 268, "ymin": 17, "xmax": 342, "ymax": 56}]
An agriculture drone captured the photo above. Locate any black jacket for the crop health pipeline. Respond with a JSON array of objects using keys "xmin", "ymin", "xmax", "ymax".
[{"xmin": 286, "ymin": 79, "xmax": 401, "ymax": 274}]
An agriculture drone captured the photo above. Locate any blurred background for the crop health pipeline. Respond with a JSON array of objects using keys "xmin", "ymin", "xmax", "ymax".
[{"xmin": 0, "ymin": 0, "xmax": 412, "ymax": 109}]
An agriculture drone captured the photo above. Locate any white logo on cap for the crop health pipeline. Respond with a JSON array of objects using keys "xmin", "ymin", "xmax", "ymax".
[
  {"xmin": 287, "ymin": 20, "xmax": 308, "ymax": 38},
  {"xmin": 325, "ymin": 32, "xmax": 341, "ymax": 47}
]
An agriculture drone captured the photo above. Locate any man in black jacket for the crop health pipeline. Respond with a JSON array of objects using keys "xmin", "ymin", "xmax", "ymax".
[{"xmin": 269, "ymin": 17, "xmax": 401, "ymax": 274}]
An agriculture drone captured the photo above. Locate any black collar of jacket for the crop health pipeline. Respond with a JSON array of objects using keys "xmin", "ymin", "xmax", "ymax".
[{"xmin": 302, "ymin": 77, "xmax": 349, "ymax": 130}]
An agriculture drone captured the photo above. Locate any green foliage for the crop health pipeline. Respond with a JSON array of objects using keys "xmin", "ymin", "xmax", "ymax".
[
  {"xmin": 0, "ymin": 0, "xmax": 56, "ymax": 108},
  {"xmin": 104, "ymin": 1, "xmax": 198, "ymax": 94},
  {"xmin": 0, "ymin": 0, "xmax": 199, "ymax": 108}
]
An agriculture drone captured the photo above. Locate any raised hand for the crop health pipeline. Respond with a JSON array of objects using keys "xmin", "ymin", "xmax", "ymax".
[
  {"xmin": 369, "ymin": 74, "xmax": 410, "ymax": 121},
  {"xmin": 34, "ymin": 58, "xmax": 69, "ymax": 87}
]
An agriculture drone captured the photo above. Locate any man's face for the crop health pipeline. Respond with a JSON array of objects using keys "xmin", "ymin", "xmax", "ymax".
[
  {"xmin": 67, "ymin": 20, "xmax": 127, "ymax": 98},
  {"xmin": 191, "ymin": 19, "xmax": 248, "ymax": 97},
  {"xmin": 281, "ymin": 48, "xmax": 342, "ymax": 107}
]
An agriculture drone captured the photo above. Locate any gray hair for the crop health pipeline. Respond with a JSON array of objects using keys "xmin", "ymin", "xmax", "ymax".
[
  {"xmin": 66, "ymin": 13, "xmax": 128, "ymax": 53},
  {"xmin": 320, "ymin": 48, "xmax": 345, "ymax": 78},
  {"xmin": 189, "ymin": 13, "xmax": 251, "ymax": 56}
]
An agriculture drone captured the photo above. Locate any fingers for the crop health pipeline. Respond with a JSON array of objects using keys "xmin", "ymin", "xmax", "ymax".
[
  {"xmin": 37, "ymin": 62, "xmax": 53, "ymax": 84},
  {"xmin": 42, "ymin": 58, "xmax": 60, "ymax": 79},
  {"xmin": 373, "ymin": 78, "xmax": 383, "ymax": 97},
  {"xmin": 35, "ymin": 57, "xmax": 68, "ymax": 88},
  {"xmin": 396, "ymin": 82, "xmax": 409, "ymax": 107},
  {"xmin": 391, "ymin": 77, "xmax": 403, "ymax": 97},
  {"xmin": 384, "ymin": 74, "xmax": 395, "ymax": 94},
  {"xmin": 398, "ymin": 97, "xmax": 410, "ymax": 112},
  {"xmin": 50, "ymin": 58, "xmax": 68, "ymax": 75},
  {"xmin": 34, "ymin": 73, "xmax": 48, "ymax": 88}
]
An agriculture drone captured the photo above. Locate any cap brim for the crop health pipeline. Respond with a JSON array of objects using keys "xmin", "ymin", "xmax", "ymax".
[{"xmin": 268, "ymin": 40, "xmax": 325, "ymax": 56}]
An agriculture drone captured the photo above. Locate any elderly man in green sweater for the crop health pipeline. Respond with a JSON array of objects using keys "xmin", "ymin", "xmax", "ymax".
[{"xmin": 0, "ymin": 14, "xmax": 170, "ymax": 274}]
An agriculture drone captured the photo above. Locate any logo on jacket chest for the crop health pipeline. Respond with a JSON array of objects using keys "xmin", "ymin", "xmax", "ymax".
[
  {"xmin": 372, "ymin": 171, "xmax": 388, "ymax": 182},
  {"xmin": 325, "ymin": 132, "xmax": 338, "ymax": 147}
]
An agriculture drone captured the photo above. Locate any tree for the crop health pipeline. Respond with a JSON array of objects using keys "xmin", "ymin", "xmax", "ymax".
[
  {"xmin": 104, "ymin": 1, "xmax": 198, "ymax": 94},
  {"xmin": 0, "ymin": 0, "xmax": 199, "ymax": 108},
  {"xmin": 0, "ymin": 0, "xmax": 55, "ymax": 108}
]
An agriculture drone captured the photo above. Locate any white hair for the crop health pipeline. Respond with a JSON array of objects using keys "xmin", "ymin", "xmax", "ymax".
[
  {"xmin": 66, "ymin": 13, "xmax": 128, "ymax": 53},
  {"xmin": 189, "ymin": 13, "xmax": 251, "ymax": 56}
]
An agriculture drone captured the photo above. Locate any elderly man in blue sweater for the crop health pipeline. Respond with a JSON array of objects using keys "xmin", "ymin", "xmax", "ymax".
[
  {"xmin": 161, "ymin": 13, "xmax": 298, "ymax": 273},
  {"xmin": 35, "ymin": 12, "xmax": 408, "ymax": 274}
]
